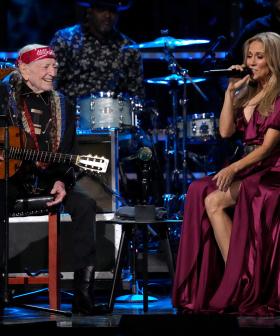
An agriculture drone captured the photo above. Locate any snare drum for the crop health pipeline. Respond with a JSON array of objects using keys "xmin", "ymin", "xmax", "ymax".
[
  {"xmin": 76, "ymin": 92, "xmax": 138, "ymax": 130},
  {"xmin": 178, "ymin": 113, "xmax": 218, "ymax": 142}
]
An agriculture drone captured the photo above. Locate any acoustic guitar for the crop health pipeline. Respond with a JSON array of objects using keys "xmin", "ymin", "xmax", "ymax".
[{"xmin": 0, "ymin": 126, "xmax": 109, "ymax": 179}]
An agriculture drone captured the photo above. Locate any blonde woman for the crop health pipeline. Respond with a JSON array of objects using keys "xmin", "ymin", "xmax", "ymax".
[{"xmin": 173, "ymin": 32, "xmax": 280, "ymax": 315}]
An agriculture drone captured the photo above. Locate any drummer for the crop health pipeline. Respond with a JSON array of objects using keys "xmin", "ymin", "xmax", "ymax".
[{"xmin": 50, "ymin": 0, "xmax": 145, "ymax": 104}]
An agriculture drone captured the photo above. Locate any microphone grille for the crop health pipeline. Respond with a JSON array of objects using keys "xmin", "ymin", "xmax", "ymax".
[{"xmin": 137, "ymin": 147, "xmax": 152, "ymax": 161}]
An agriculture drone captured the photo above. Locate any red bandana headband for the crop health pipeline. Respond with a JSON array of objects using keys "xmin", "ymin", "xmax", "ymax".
[{"xmin": 17, "ymin": 47, "xmax": 55, "ymax": 65}]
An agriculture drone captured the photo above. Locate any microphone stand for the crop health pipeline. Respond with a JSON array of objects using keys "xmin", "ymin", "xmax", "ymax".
[
  {"xmin": 180, "ymin": 70, "xmax": 189, "ymax": 193},
  {"xmin": 116, "ymin": 155, "xmax": 158, "ymax": 307},
  {"xmin": 0, "ymin": 114, "xmax": 10, "ymax": 305}
]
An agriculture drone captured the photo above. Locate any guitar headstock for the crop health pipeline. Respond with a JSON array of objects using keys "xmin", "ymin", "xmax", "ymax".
[{"xmin": 76, "ymin": 154, "xmax": 109, "ymax": 174}]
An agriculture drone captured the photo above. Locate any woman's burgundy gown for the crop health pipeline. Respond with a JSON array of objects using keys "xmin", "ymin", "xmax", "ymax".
[{"xmin": 172, "ymin": 98, "xmax": 280, "ymax": 315}]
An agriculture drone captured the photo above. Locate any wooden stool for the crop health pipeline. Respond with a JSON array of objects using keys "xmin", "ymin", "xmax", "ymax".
[{"xmin": 8, "ymin": 196, "xmax": 61, "ymax": 311}]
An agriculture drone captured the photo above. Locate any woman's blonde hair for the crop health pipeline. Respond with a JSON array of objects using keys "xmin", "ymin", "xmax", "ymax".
[{"xmin": 234, "ymin": 32, "xmax": 280, "ymax": 116}]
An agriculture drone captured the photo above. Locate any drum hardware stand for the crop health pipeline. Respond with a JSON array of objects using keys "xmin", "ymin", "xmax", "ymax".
[
  {"xmin": 162, "ymin": 49, "xmax": 195, "ymax": 196},
  {"xmin": 159, "ymin": 29, "xmax": 182, "ymax": 197},
  {"xmin": 169, "ymin": 80, "xmax": 181, "ymax": 192},
  {"xmin": 160, "ymin": 38, "xmax": 210, "ymax": 219},
  {"xmin": 200, "ymin": 35, "xmax": 226, "ymax": 67},
  {"xmin": 164, "ymin": 127, "xmax": 172, "ymax": 195},
  {"xmin": 143, "ymin": 100, "xmax": 170, "ymax": 200},
  {"xmin": 163, "ymin": 43, "xmax": 209, "ymax": 195}
]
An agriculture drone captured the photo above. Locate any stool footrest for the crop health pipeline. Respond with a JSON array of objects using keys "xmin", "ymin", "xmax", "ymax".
[{"xmin": 8, "ymin": 276, "xmax": 49, "ymax": 285}]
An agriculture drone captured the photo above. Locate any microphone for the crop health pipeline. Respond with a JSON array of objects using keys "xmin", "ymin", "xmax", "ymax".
[
  {"xmin": 122, "ymin": 147, "xmax": 153, "ymax": 162},
  {"xmin": 203, "ymin": 67, "xmax": 252, "ymax": 78},
  {"xmin": 137, "ymin": 147, "xmax": 152, "ymax": 162}
]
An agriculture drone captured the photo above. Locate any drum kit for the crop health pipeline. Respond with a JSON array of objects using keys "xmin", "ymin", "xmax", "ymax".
[
  {"xmin": 0, "ymin": 35, "xmax": 220, "ymax": 214},
  {"xmin": 76, "ymin": 92, "xmax": 141, "ymax": 130},
  {"xmin": 74, "ymin": 34, "xmax": 220, "ymax": 210}
]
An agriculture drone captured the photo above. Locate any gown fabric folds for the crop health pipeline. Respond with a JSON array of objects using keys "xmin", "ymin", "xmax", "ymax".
[{"xmin": 172, "ymin": 98, "xmax": 280, "ymax": 315}]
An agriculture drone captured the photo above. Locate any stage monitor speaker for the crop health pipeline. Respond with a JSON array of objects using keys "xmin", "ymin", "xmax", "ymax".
[
  {"xmin": 9, "ymin": 214, "xmax": 119, "ymax": 276},
  {"xmin": 76, "ymin": 131, "xmax": 119, "ymax": 213}
]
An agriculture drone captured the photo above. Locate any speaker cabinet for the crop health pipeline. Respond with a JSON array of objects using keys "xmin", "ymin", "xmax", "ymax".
[
  {"xmin": 9, "ymin": 214, "xmax": 119, "ymax": 277},
  {"xmin": 76, "ymin": 130, "xmax": 119, "ymax": 213},
  {"xmin": 8, "ymin": 131, "xmax": 121, "ymax": 278}
]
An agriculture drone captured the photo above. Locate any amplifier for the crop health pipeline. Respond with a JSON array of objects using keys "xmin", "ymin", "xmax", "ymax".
[
  {"xmin": 8, "ymin": 213, "xmax": 120, "ymax": 277},
  {"xmin": 76, "ymin": 130, "xmax": 119, "ymax": 213}
]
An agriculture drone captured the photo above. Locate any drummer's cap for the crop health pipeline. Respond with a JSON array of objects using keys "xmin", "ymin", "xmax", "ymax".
[
  {"xmin": 77, "ymin": 0, "xmax": 132, "ymax": 12},
  {"xmin": 16, "ymin": 44, "xmax": 55, "ymax": 66}
]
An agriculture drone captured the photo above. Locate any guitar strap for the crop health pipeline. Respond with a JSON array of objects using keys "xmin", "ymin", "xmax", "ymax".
[
  {"xmin": 22, "ymin": 100, "xmax": 40, "ymax": 151},
  {"xmin": 5, "ymin": 74, "xmax": 65, "ymax": 153},
  {"xmin": 21, "ymin": 94, "xmax": 63, "ymax": 153},
  {"xmin": 21, "ymin": 95, "xmax": 64, "ymax": 172}
]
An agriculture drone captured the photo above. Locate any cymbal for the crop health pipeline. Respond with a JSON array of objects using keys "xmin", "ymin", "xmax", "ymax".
[
  {"xmin": 0, "ymin": 62, "xmax": 15, "ymax": 80},
  {"xmin": 124, "ymin": 36, "xmax": 210, "ymax": 49},
  {"xmin": 145, "ymin": 74, "xmax": 206, "ymax": 85}
]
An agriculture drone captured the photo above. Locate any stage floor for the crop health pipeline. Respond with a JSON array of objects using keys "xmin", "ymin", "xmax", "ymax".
[{"xmin": 0, "ymin": 278, "xmax": 279, "ymax": 335}]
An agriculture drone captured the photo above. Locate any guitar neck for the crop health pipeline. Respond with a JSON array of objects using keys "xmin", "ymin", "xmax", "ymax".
[{"xmin": 9, "ymin": 147, "xmax": 78, "ymax": 165}]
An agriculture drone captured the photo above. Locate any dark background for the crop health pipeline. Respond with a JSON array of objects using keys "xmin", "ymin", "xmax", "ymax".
[
  {"xmin": 0, "ymin": 1, "xmax": 272, "ymax": 121},
  {"xmin": 0, "ymin": 1, "xmax": 274, "ymax": 275},
  {"xmin": 0, "ymin": 1, "xmax": 272, "ymax": 198},
  {"xmin": 0, "ymin": 0, "xmax": 271, "ymax": 50}
]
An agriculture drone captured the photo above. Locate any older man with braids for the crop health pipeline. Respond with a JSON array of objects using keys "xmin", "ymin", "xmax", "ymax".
[{"xmin": 0, "ymin": 44, "xmax": 108, "ymax": 315}]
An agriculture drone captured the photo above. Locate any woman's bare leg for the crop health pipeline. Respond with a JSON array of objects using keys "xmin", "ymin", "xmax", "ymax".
[{"xmin": 204, "ymin": 181, "xmax": 241, "ymax": 262}]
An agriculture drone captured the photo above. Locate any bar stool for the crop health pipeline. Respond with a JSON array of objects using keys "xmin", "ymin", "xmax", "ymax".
[
  {"xmin": 7, "ymin": 195, "xmax": 64, "ymax": 314},
  {"xmin": 98, "ymin": 216, "xmax": 181, "ymax": 312}
]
